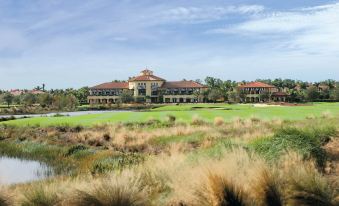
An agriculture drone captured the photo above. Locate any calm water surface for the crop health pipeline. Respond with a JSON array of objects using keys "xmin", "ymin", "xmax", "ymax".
[
  {"xmin": 0, "ymin": 157, "xmax": 53, "ymax": 185},
  {"xmin": 0, "ymin": 110, "xmax": 128, "ymax": 119}
]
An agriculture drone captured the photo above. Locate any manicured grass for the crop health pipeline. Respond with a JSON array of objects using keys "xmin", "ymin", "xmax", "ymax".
[{"xmin": 2, "ymin": 103, "xmax": 338, "ymax": 126}]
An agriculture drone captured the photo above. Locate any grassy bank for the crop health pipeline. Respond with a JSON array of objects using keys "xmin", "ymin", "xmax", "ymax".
[
  {"xmin": 2, "ymin": 102, "xmax": 339, "ymax": 126},
  {"xmin": 0, "ymin": 114, "xmax": 338, "ymax": 205}
]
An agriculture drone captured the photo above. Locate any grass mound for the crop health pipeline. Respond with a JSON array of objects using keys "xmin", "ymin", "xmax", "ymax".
[
  {"xmin": 72, "ymin": 176, "xmax": 149, "ymax": 206},
  {"xmin": 250, "ymin": 126, "xmax": 336, "ymax": 167},
  {"xmin": 21, "ymin": 186, "xmax": 60, "ymax": 206}
]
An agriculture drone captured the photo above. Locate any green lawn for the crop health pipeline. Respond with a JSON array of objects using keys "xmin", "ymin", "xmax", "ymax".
[{"xmin": 2, "ymin": 103, "xmax": 338, "ymax": 126}]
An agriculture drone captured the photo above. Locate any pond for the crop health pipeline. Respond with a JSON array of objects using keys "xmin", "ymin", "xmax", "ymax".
[
  {"xmin": 0, "ymin": 157, "xmax": 53, "ymax": 185},
  {"xmin": 0, "ymin": 110, "xmax": 128, "ymax": 119}
]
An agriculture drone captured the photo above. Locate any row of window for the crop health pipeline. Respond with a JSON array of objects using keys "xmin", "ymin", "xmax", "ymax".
[{"xmin": 164, "ymin": 98, "xmax": 198, "ymax": 103}]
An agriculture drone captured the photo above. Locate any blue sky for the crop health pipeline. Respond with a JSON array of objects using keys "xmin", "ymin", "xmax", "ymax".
[{"xmin": 0, "ymin": 0, "xmax": 338, "ymax": 89}]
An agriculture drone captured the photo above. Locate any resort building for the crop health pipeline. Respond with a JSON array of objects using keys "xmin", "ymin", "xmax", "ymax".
[
  {"xmin": 88, "ymin": 69, "xmax": 207, "ymax": 104},
  {"xmin": 9, "ymin": 89, "xmax": 45, "ymax": 96},
  {"xmin": 238, "ymin": 82, "xmax": 289, "ymax": 102}
]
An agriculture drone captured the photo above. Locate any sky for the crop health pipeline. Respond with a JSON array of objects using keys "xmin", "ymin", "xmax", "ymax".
[{"xmin": 0, "ymin": 0, "xmax": 338, "ymax": 90}]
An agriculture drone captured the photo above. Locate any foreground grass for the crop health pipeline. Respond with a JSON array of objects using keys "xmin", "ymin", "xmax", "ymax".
[
  {"xmin": 0, "ymin": 114, "xmax": 338, "ymax": 205},
  {"xmin": 2, "ymin": 103, "xmax": 339, "ymax": 126}
]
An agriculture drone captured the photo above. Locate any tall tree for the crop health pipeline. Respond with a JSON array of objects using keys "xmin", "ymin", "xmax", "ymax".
[
  {"xmin": 1, "ymin": 92, "xmax": 14, "ymax": 108},
  {"xmin": 306, "ymin": 86, "xmax": 319, "ymax": 101}
]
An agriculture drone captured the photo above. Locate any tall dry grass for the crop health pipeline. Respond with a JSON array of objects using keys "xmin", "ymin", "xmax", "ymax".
[
  {"xmin": 70, "ymin": 174, "xmax": 149, "ymax": 206},
  {"xmin": 3, "ymin": 148, "xmax": 338, "ymax": 206},
  {"xmin": 280, "ymin": 152, "xmax": 337, "ymax": 206},
  {"xmin": 21, "ymin": 186, "xmax": 60, "ymax": 206},
  {"xmin": 0, "ymin": 190, "xmax": 11, "ymax": 206},
  {"xmin": 249, "ymin": 167, "xmax": 284, "ymax": 206}
]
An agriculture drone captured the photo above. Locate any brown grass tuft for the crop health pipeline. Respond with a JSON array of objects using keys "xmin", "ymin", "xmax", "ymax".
[
  {"xmin": 71, "ymin": 175, "xmax": 149, "ymax": 206},
  {"xmin": 214, "ymin": 117, "xmax": 224, "ymax": 126},
  {"xmin": 250, "ymin": 167, "xmax": 284, "ymax": 206},
  {"xmin": 194, "ymin": 172, "xmax": 247, "ymax": 206},
  {"xmin": 20, "ymin": 186, "xmax": 60, "ymax": 206},
  {"xmin": 281, "ymin": 152, "xmax": 337, "ymax": 206}
]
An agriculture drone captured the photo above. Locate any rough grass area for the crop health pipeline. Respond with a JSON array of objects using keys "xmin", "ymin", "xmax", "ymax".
[
  {"xmin": 250, "ymin": 127, "xmax": 336, "ymax": 167},
  {"xmin": 2, "ymin": 103, "xmax": 338, "ymax": 126},
  {"xmin": 0, "ymin": 114, "xmax": 338, "ymax": 205}
]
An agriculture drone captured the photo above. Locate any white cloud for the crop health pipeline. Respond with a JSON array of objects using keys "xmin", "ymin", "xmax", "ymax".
[
  {"xmin": 157, "ymin": 5, "xmax": 264, "ymax": 23},
  {"xmin": 211, "ymin": 3, "xmax": 339, "ymax": 54}
]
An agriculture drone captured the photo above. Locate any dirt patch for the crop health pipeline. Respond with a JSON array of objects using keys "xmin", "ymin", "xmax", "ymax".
[
  {"xmin": 268, "ymin": 102, "xmax": 312, "ymax": 106},
  {"xmin": 252, "ymin": 104, "xmax": 281, "ymax": 107},
  {"xmin": 191, "ymin": 106, "xmax": 233, "ymax": 110}
]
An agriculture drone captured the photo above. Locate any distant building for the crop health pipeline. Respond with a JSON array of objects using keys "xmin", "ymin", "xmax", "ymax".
[
  {"xmin": 9, "ymin": 89, "xmax": 45, "ymax": 96},
  {"xmin": 88, "ymin": 69, "xmax": 207, "ymax": 104},
  {"xmin": 238, "ymin": 82, "xmax": 289, "ymax": 102}
]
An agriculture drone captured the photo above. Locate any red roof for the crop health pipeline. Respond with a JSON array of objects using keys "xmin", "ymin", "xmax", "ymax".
[
  {"xmin": 91, "ymin": 82, "xmax": 129, "ymax": 89},
  {"xmin": 29, "ymin": 90, "xmax": 45, "ymax": 94},
  {"xmin": 238, "ymin": 82, "xmax": 275, "ymax": 88},
  {"xmin": 162, "ymin": 81, "xmax": 207, "ymax": 89},
  {"xmin": 129, "ymin": 75, "xmax": 165, "ymax": 81}
]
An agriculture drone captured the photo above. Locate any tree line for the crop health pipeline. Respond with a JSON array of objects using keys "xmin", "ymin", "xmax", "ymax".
[
  {"xmin": 201, "ymin": 77, "xmax": 339, "ymax": 103},
  {"xmin": 0, "ymin": 87, "xmax": 89, "ymax": 110},
  {"xmin": 0, "ymin": 78, "xmax": 338, "ymax": 109}
]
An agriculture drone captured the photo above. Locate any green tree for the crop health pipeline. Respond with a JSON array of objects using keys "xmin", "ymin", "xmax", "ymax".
[
  {"xmin": 207, "ymin": 89, "xmax": 223, "ymax": 103},
  {"xmin": 290, "ymin": 90, "xmax": 306, "ymax": 102},
  {"xmin": 227, "ymin": 90, "xmax": 239, "ymax": 103},
  {"xmin": 120, "ymin": 90, "xmax": 134, "ymax": 103},
  {"xmin": 38, "ymin": 93, "xmax": 53, "ymax": 108},
  {"xmin": 75, "ymin": 87, "xmax": 90, "ymax": 104},
  {"xmin": 1, "ymin": 92, "xmax": 14, "ymax": 108},
  {"xmin": 306, "ymin": 86, "xmax": 319, "ymax": 101},
  {"xmin": 260, "ymin": 90, "xmax": 270, "ymax": 102},
  {"xmin": 22, "ymin": 93, "xmax": 37, "ymax": 106},
  {"xmin": 329, "ymin": 84, "xmax": 339, "ymax": 100}
]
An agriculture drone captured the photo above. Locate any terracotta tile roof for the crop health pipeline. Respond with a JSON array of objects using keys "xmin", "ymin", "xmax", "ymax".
[
  {"xmin": 10, "ymin": 89, "xmax": 45, "ymax": 96},
  {"xmin": 129, "ymin": 75, "xmax": 165, "ymax": 81},
  {"xmin": 238, "ymin": 82, "xmax": 276, "ymax": 88},
  {"xmin": 162, "ymin": 81, "xmax": 207, "ymax": 88},
  {"xmin": 29, "ymin": 90, "xmax": 45, "ymax": 94},
  {"xmin": 91, "ymin": 82, "xmax": 129, "ymax": 89}
]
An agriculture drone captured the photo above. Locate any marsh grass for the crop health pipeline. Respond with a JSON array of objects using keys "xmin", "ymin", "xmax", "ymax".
[
  {"xmin": 214, "ymin": 117, "xmax": 224, "ymax": 126},
  {"xmin": 194, "ymin": 173, "xmax": 247, "ymax": 206},
  {"xmin": 71, "ymin": 175, "xmax": 149, "ymax": 206},
  {"xmin": 0, "ymin": 141, "xmax": 74, "ymax": 174},
  {"xmin": 0, "ymin": 191, "xmax": 11, "ymax": 206},
  {"xmin": 250, "ymin": 167, "xmax": 284, "ymax": 206},
  {"xmin": 21, "ymin": 186, "xmax": 60, "ymax": 206},
  {"xmin": 0, "ymin": 116, "xmax": 338, "ymax": 205},
  {"xmin": 281, "ymin": 153, "xmax": 337, "ymax": 206},
  {"xmin": 250, "ymin": 126, "xmax": 336, "ymax": 167}
]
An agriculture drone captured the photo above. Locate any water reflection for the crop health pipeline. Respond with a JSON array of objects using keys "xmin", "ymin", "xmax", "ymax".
[
  {"xmin": 0, "ymin": 110, "xmax": 129, "ymax": 119},
  {"xmin": 0, "ymin": 157, "xmax": 53, "ymax": 185}
]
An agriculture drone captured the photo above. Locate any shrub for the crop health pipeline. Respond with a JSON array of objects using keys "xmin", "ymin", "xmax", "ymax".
[
  {"xmin": 250, "ymin": 127, "xmax": 336, "ymax": 167},
  {"xmin": 166, "ymin": 115, "xmax": 176, "ymax": 123},
  {"xmin": 194, "ymin": 173, "xmax": 247, "ymax": 206},
  {"xmin": 21, "ymin": 186, "xmax": 60, "ymax": 206},
  {"xmin": 72, "ymin": 176, "xmax": 149, "ymax": 206},
  {"xmin": 191, "ymin": 115, "xmax": 206, "ymax": 126},
  {"xmin": 65, "ymin": 144, "xmax": 87, "ymax": 156},
  {"xmin": 0, "ymin": 192, "xmax": 11, "ymax": 206},
  {"xmin": 282, "ymin": 153, "xmax": 337, "ymax": 206},
  {"xmin": 250, "ymin": 168, "xmax": 284, "ymax": 206},
  {"xmin": 71, "ymin": 125, "xmax": 84, "ymax": 133},
  {"xmin": 91, "ymin": 153, "xmax": 144, "ymax": 174},
  {"xmin": 321, "ymin": 111, "xmax": 332, "ymax": 118}
]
